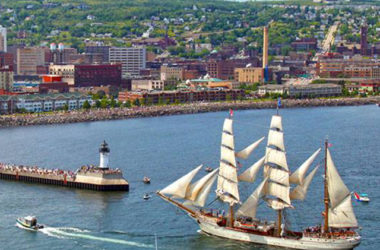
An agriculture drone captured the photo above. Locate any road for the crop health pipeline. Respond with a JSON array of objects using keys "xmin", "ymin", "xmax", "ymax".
[{"xmin": 322, "ymin": 21, "xmax": 340, "ymax": 52}]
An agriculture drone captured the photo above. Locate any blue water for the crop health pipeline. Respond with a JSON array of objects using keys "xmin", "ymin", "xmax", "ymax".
[{"xmin": 0, "ymin": 105, "xmax": 378, "ymax": 249}]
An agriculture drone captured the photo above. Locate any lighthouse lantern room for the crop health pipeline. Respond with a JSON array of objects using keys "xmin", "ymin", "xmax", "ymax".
[{"xmin": 99, "ymin": 140, "xmax": 110, "ymax": 169}]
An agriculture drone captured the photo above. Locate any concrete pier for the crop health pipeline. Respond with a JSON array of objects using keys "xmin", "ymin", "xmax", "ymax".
[{"xmin": 0, "ymin": 164, "xmax": 129, "ymax": 191}]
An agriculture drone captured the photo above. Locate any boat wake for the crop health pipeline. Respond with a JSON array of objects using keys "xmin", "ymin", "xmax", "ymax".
[{"xmin": 39, "ymin": 226, "xmax": 154, "ymax": 248}]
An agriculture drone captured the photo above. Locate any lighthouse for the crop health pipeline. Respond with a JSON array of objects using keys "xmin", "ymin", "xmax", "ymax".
[{"xmin": 99, "ymin": 140, "xmax": 110, "ymax": 169}]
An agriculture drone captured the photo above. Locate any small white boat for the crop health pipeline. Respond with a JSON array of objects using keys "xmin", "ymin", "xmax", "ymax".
[
  {"xmin": 143, "ymin": 193, "xmax": 151, "ymax": 200},
  {"xmin": 354, "ymin": 192, "xmax": 370, "ymax": 202},
  {"xmin": 143, "ymin": 177, "xmax": 151, "ymax": 184},
  {"xmin": 16, "ymin": 216, "xmax": 44, "ymax": 231}
]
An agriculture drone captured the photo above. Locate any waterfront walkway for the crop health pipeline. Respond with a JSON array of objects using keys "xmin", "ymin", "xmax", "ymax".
[
  {"xmin": 0, "ymin": 163, "xmax": 76, "ymax": 181},
  {"xmin": 0, "ymin": 97, "xmax": 378, "ymax": 128}
]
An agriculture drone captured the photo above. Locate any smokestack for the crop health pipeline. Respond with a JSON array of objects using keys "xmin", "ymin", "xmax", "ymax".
[
  {"xmin": 262, "ymin": 26, "xmax": 268, "ymax": 69},
  {"xmin": 263, "ymin": 26, "xmax": 269, "ymax": 82}
]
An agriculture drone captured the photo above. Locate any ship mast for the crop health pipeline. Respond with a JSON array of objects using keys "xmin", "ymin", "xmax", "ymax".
[
  {"xmin": 277, "ymin": 210, "xmax": 282, "ymax": 236},
  {"xmin": 323, "ymin": 139, "xmax": 329, "ymax": 233}
]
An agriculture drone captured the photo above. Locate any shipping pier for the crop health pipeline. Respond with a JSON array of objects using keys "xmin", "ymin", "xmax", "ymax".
[{"xmin": 0, "ymin": 141, "xmax": 129, "ymax": 191}]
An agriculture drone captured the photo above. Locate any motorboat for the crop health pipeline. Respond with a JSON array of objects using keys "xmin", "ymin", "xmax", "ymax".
[
  {"xmin": 16, "ymin": 216, "xmax": 44, "ymax": 231},
  {"xmin": 143, "ymin": 176, "xmax": 151, "ymax": 184},
  {"xmin": 353, "ymin": 192, "xmax": 370, "ymax": 202},
  {"xmin": 205, "ymin": 167, "xmax": 213, "ymax": 173},
  {"xmin": 143, "ymin": 193, "xmax": 151, "ymax": 200}
]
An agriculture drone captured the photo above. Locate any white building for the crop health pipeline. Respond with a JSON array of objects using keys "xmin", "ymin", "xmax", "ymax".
[
  {"xmin": 0, "ymin": 93, "xmax": 91, "ymax": 113},
  {"xmin": 131, "ymin": 80, "xmax": 164, "ymax": 91},
  {"xmin": 0, "ymin": 25, "xmax": 7, "ymax": 52},
  {"xmin": 49, "ymin": 64, "xmax": 75, "ymax": 85},
  {"xmin": 109, "ymin": 46, "xmax": 146, "ymax": 78}
]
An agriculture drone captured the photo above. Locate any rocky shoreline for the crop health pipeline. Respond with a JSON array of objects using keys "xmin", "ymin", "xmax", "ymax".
[{"xmin": 0, "ymin": 97, "xmax": 378, "ymax": 128}]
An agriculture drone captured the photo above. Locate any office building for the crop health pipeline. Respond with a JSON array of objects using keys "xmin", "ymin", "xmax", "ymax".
[
  {"xmin": 109, "ymin": 47, "xmax": 146, "ymax": 78},
  {"xmin": 17, "ymin": 47, "xmax": 45, "ymax": 75},
  {"xmin": 0, "ymin": 26, "xmax": 7, "ymax": 52}
]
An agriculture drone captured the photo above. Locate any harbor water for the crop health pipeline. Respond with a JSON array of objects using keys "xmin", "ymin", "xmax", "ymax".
[{"xmin": 0, "ymin": 105, "xmax": 378, "ymax": 249}]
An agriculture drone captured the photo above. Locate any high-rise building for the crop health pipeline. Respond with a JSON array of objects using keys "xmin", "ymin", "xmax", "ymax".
[
  {"xmin": 360, "ymin": 25, "xmax": 368, "ymax": 56},
  {"xmin": 17, "ymin": 47, "xmax": 45, "ymax": 75},
  {"xmin": 0, "ymin": 26, "xmax": 7, "ymax": 52},
  {"xmin": 109, "ymin": 46, "xmax": 146, "ymax": 78},
  {"xmin": 0, "ymin": 68, "xmax": 13, "ymax": 91},
  {"xmin": 85, "ymin": 46, "xmax": 110, "ymax": 63}
]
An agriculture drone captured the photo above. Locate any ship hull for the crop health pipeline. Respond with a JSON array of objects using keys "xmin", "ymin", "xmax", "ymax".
[{"xmin": 198, "ymin": 219, "xmax": 361, "ymax": 250}]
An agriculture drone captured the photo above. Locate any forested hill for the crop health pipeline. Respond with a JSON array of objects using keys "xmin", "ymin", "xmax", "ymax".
[{"xmin": 0, "ymin": 0, "xmax": 378, "ymax": 53}]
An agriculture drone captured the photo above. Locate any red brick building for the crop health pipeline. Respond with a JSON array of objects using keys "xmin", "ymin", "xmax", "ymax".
[
  {"xmin": 0, "ymin": 52, "xmax": 13, "ymax": 70},
  {"xmin": 291, "ymin": 38, "xmax": 318, "ymax": 51},
  {"xmin": 74, "ymin": 64, "xmax": 122, "ymax": 87},
  {"xmin": 119, "ymin": 89, "xmax": 245, "ymax": 104},
  {"xmin": 207, "ymin": 59, "xmax": 260, "ymax": 80}
]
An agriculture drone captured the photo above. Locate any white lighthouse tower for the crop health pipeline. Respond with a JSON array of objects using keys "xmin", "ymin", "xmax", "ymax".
[{"xmin": 99, "ymin": 140, "xmax": 110, "ymax": 169}]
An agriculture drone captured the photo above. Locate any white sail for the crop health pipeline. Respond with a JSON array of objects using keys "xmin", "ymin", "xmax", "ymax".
[
  {"xmin": 290, "ymin": 148, "xmax": 321, "ymax": 185},
  {"xmin": 222, "ymin": 132, "xmax": 234, "ymax": 149},
  {"xmin": 223, "ymin": 118, "xmax": 233, "ymax": 134},
  {"xmin": 236, "ymin": 178, "xmax": 268, "ymax": 219},
  {"xmin": 270, "ymin": 115, "xmax": 283, "ymax": 131},
  {"xmin": 193, "ymin": 171, "xmax": 218, "ymax": 207},
  {"xmin": 263, "ymin": 182, "xmax": 291, "ymax": 205},
  {"xmin": 238, "ymin": 156, "xmax": 265, "ymax": 183},
  {"xmin": 160, "ymin": 165, "xmax": 203, "ymax": 199},
  {"xmin": 236, "ymin": 137, "xmax": 265, "ymax": 159},
  {"xmin": 217, "ymin": 161, "xmax": 240, "ymax": 204},
  {"xmin": 221, "ymin": 146, "xmax": 236, "ymax": 167},
  {"xmin": 266, "ymin": 167, "xmax": 289, "ymax": 186},
  {"xmin": 265, "ymin": 147, "xmax": 289, "ymax": 171},
  {"xmin": 264, "ymin": 198, "xmax": 291, "ymax": 210},
  {"xmin": 267, "ymin": 130, "xmax": 285, "ymax": 151},
  {"xmin": 326, "ymin": 149, "xmax": 350, "ymax": 209},
  {"xmin": 290, "ymin": 166, "xmax": 319, "ymax": 201},
  {"xmin": 186, "ymin": 168, "xmax": 218, "ymax": 201},
  {"xmin": 263, "ymin": 115, "xmax": 291, "ymax": 210},
  {"xmin": 217, "ymin": 118, "xmax": 240, "ymax": 204},
  {"xmin": 328, "ymin": 195, "xmax": 358, "ymax": 228}
]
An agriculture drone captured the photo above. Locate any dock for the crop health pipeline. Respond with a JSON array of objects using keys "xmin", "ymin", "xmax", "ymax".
[
  {"xmin": 0, "ymin": 164, "xmax": 129, "ymax": 191},
  {"xmin": 0, "ymin": 141, "xmax": 129, "ymax": 191}
]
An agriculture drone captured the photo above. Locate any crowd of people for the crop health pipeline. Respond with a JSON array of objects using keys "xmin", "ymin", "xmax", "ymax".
[
  {"xmin": 0, "ymin": 162, "xmax": 76, "ymax": 180},
  {"xmin": 77, "ymin": 165, "xmax": 122, "ymax": 175}
]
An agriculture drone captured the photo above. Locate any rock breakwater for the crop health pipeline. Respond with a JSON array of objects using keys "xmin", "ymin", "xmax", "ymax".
[{"xmin": 0, "ymin": 97, "xmax": 378, "ymax": 128}]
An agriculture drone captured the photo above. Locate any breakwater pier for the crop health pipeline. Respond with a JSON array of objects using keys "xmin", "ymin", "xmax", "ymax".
[
  {"xmin": 0, "ymin": 141, "xmax": 129, "ymax": 191},
  {"xmin": 0, "ymin": 97, "xmax": 378, "ymax": 128},
  {"xmin": 0, "ymin": 164, "xmax": 129, "ymax": 191}
]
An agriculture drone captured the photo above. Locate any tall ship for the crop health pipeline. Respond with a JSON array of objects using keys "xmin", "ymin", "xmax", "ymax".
[
  {"xmin": 0, "ymin": 141, "xmax": 129, "ymax": 191},
  {"xmin": 157, "ymin": 111, "xmax": 361, "ymax": 249}
]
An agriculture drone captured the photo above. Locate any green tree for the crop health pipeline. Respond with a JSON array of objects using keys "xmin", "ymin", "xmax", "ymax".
[
  {"xmin": 82, "ymin": 100, "xmax": 91, "ymax": 110},
  {"xmin": 63, "ymin": 103, "xmax": 69, "ymax": 111},
  {"xmin": 97, "ymin": 90, "xmax": 106, "ymax": 99},
  {"xmin": 95, "ymin": 100, "xmax": 101, "ymax": 108},
  {"xmin": 110, "ymin": 98, "xmax": 117, "ymax": 108},
  {"xmin": 100, "ymin": 98, "xmax": 108, "ymax": 108},
  {"xmin": 124, "ymin": 100, "xmax": 132, "ymax": 108},
  {"xmin": 133, "ymin": 98, "xmax": 141, "ymax": 107}
]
